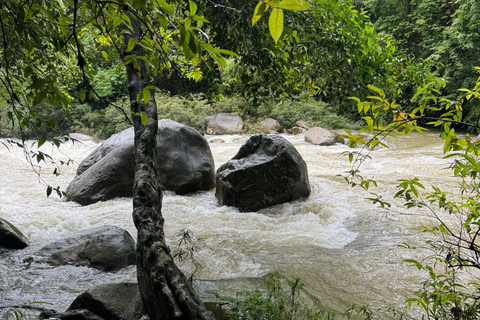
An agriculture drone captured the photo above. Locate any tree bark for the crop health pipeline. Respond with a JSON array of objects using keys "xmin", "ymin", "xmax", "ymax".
[{"xmin": 124, "ymin": 15, "xmax": 213, "ymax": 320}]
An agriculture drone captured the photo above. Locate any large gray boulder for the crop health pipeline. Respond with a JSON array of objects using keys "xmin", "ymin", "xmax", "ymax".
[
  {"xmin": 0, "ymin": 218, "xmax": 29, "ymax": 249},
  {"xmin": 68, "ymin": 283, "xmax": 144, "ymax": 320},
  {"xmin": 305, "ymin": 127, "xmax": 344, "ymax": 146},
  {"xmin": 66, "ymin": 119, "xmax": 215, "ymax": 205},
  {"xmin": 35, "ymin": 225, "xmax": 135, "ymax": 272},
  {"xmin": 215, "ymin": 134, "xmax": 311, "ymax": 212},
  {"xmin": 207, "ymin": 113, "xmax": 243, "ymax": 135}
]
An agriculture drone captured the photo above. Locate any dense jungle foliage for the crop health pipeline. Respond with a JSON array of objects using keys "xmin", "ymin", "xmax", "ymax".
[{"xmin": 4, "ymin": 0, "xmax": 476, "ymax": 139}]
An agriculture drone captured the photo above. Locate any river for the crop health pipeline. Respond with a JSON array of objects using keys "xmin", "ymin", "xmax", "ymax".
[{"xmin": 0, "ymin": 131, "xmax": 464, "ymax": 318}]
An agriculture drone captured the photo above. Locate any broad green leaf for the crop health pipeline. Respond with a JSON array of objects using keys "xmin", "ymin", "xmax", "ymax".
[
  {"xmin": 141, "ymin": 112, "xmax": 148, "ymax": 125},
  {"xmin": 101, "ymin": 51, "xmax": 109, "ymax": 60},
  {"xmin": 126, "ymin": 38, "xmax": 135, "ymax": 53},
  {"xmin": 252, "ymin": 1, "xmax": 269, "ymax": 27},
  {"xmin": 157, "ymin": 0, "xmax": 174, "ymax": 15},
  {"xmin": 367, "ymin": 84, "xmax": 384, "ymax": 96},
  {"xmin": 278, "ymin": 0, "xmax": 310, "ymax": 11},
  {"xmin": 189, "ymin": 1, "xmax": 197, "ymax": 16},
  {"xmin": 218, "ymin": 49, "xmax": 238, "ymax": 56},
  {"xmin": 38, "ymin": 137, "xmax": 46, "ymax": 148},
  {"xmin": 143, "ymin": 87, "xmax": 151, "ymax": 103},
  {"xmin": 80, "ymin": 89, "xmax": 87, "ymax": 102},
  {"xmin": 269, "ymin": 8, "xmax": 284, "ymax": 44}
]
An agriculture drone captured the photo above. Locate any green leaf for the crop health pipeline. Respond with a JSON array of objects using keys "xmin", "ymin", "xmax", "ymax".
[
  {"xmin": 252, "ymin": 1, "xmax": 269, "ymax": 27},
  {"xmin": 38, "ymin": 137, "xmax": 46, "ymax": 148},
  {"xmin": 46, "ymin": 186, "xmax": 52, "ymax": 197},
  {"xmin": 143, "ymin": 87, "xmax": 151, "ymax": 103},
  {"xmin": 218, "ymin": 49, "xmax": 238, "ymax": 57},
  {"xmin": 80, "ymin": 89, "xmax": 87, "ymax": 102},
  {"xmin": 157, "ymin": 0, "xmax": 174, "ymax": 15},
  {"xmin": 141, "ymin": 112, "xmax": 148, "ymax": 125},
  {"xmin": 132, "ymin": 0, "xmax": 147, "ymax": 9},
  {"xmin": 278, "ymin": 0, "xmax": 310, "ymax": 11},
  {"xmin": 404, "ymin": 259, "xmax": 422, "ymax": 270},
  {"xmin": 101, "ymin": 51, "xmax": 109, "ymax": 60},
  {"xmin": 367, "ymin": 84, "xmax": 384, "ymax": 96},
  {"xmin": 126, "ymin": 38, "xmax": 135, "ymax": 53},
  {"xmin": 269, "ymin": 8, "xmax": 284, "ymax": 44},
  {"xmin": 189, "ymin": 1, "xmax": 197, "ymax": 16}
]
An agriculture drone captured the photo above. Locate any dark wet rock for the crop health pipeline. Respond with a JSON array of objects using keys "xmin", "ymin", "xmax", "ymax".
[
  {"xmin": 66, "ymin": 119, "xmax": 215, "ymax": 205},
  {"xmin": 0, "ymin": 218, "xmax": 29, "ymax": 249},
  {"xmin": 305, "ymin": 127, "xmax": 344, "ymax": 146},
  {"xmin": 207, "ymin": 113, "xmax": 243, "ymax": 135},
  {"xmin": 215, "ymin": 134, "xmax": 311, "ymax": 212},
  {"xmin": 68, "ymin": 283, "xmax": 144, "ymax": 320},
  {"xmin": 259, "ymin": 118, "xmax": 282, "ymax": 133},
  {"xmin": 40, "ymin": 309, "xmax": 105, "ymax": 320},
  {"xmin": 35, "ymin": 225, "xmax": 135, "ymax": 272}
]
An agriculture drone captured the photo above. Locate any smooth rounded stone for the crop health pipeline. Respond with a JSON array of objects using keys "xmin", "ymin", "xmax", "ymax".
[
  {"xmin": 34, "ymin": 225, "xmax": 135, "ymax": 272},
  {"xmin": 305, "ymin": 127, "xmax": 344, "ymax": 146},
  {"xmin": 207, "ymin": 113, "xmax": 244, "ymax": 135},
  {"xmin": 215, "ymin": 134, "xmax": 311, "ymax": 212},
  {"xmin": 66, "ymin": 119, "xmax": 215, "ymax": 205},
  {"xmin": 259, "ymin": 118, "xmax": 282, "ymax": 133},
  {"xmin": 0, "ymin": 218, "xmax": 29, "ymax": 249},
  {"xmin": 296, "ymin": 120, "xmax": 310, "ymax": 129},
  {"xmin": 68, "ymin": 283, "xmax": 144, "ymax": 320}
]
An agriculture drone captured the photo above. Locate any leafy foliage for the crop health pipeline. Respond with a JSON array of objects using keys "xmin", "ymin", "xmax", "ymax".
[
  {"xmin": 361, "ymin": 0, "xmax": 480, "ymax": 127},
  {"xmin": 344, "ymin": 68, "xmax": 480, "ymax": 319}
]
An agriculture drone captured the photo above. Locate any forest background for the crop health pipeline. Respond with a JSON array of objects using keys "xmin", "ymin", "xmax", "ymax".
[{"xmin": 2, "ymin": 0, "xmax": 478, "ymax": 140}]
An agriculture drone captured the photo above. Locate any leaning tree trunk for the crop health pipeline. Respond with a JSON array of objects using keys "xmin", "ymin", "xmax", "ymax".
[{"xmin": 124, "ymin": 16, "xmax": 213, "ymax": 320}]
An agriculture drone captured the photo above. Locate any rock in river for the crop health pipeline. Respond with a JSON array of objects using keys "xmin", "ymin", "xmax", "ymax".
[
  {"xmin": 68, "ymin": 283, "xmax": 144, "ymax": 320},
  {"xmin": 0, "ymin": 218, "xmax": 29, "ymax": 249},
  {"xmin": 66, "ymin": 119, "xmax": 215, "ymax": 205},
  {"xmin": 34, "ymin": 225, "xmax": 135, "ymax": 272},
  {"xmin": 215, "ymin": 134, "xmax": 311, "ymax": 212}
]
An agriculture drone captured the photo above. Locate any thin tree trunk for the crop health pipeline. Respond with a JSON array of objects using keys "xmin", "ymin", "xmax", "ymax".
[{"xmin": 124, "ymin": 15, "xmax": 213, "ymax": 320}]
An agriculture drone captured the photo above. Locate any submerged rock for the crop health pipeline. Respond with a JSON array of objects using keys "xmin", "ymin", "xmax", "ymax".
[
  {"xmin": 0, "ymin": 218, "xmax": 29, "ymax": 249},
  {"xmin": 215, "ymin": 134, "xmax": 311, "ymax": 212},
  {"xmin": 305, "ymin": 127, "xmax": 344, "ymax": 146},
  {"xmin": 35, "ymin": 225, "xmax": 135, "ymax": 272},
  {"xmin": 66, "ymin": 119, "xmax": 215, "ymax": 205},
  {"xmin": 68, "ymin": 283, "xmax": 144, "ymax": 320},
  {"xmin": 207, "ymin": 113, "xmax": 244, "ymax": 135}
]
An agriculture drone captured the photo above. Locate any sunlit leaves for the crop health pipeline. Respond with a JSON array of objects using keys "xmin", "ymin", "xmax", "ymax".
[
  {"xmin": 252, "ymin": 2, "xmax": 269, "ymax": 27},
  {"xmin": 251, "ymin": 0, "xmax": 310, "ymax": 43},
  {"xmin": 269, "ymin": 8, "xmax": 284, "ymax": 44}
]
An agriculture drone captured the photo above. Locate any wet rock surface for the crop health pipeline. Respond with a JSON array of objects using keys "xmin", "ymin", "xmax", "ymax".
[
  {"xmin": 66, "ymin": 119, "xmax": 215, "ymax": 205},
  {"xmin": 215, "ymin": 134, "xmax": 311, "ymax": 212}
]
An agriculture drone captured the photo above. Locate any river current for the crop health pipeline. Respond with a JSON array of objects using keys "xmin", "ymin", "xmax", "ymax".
[{"xmin": 0, "ymin": 131, "xmax": 460, "ymax": 317}]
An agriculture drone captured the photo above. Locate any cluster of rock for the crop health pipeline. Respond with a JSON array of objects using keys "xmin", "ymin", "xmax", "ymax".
[
  {"xmin": 0, "ymin": 114, "xmax": 357, "ymax": 319},
  {"xmin": 0, "ymin": 218, "xmax": 140, "ymax": 319}
]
